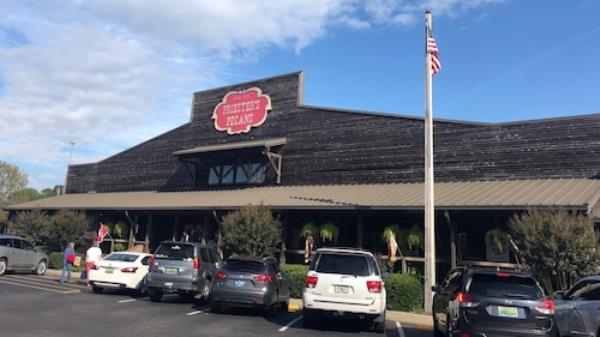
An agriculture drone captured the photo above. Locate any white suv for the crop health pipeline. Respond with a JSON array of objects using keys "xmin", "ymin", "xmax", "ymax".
[{"xmin": 302, "ymin": 248, "xmax": 386, "ymax": 333}]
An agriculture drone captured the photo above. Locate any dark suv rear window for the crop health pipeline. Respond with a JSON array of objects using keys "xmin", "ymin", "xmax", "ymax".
[
  {"xmin": 155, "ymin": 243, "xmax": 194, "ymax": 260},
  {"xmin": 316, "ymin": 254, "xmax": 371, "ymax": 276},
  {"xmin": 223, "ymin": 260, "xmax": 267, "ymax": 274},
  {"xmin": 469, "ymin": 273, "xmax": 543, "ymax": 299}
]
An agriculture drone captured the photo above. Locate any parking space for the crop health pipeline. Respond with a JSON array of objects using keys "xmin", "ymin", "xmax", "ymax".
[{"xmin": 0, "ymin": 274, "xmax": 431, "ymax": 337}]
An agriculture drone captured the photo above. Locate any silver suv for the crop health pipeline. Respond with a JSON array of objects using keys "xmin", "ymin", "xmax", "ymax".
[
  {"xmin": 146, "ymin": 241, "xmax": 220, "ymax": 302},
  {"xmin": 0, "ymin": 235, "xmax": 49, "ymax": 276}
]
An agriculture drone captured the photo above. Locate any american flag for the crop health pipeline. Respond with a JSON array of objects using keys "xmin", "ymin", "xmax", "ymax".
[{"xmin": 427, "ymin": 26, "xmax": 441, "ymax": 75}]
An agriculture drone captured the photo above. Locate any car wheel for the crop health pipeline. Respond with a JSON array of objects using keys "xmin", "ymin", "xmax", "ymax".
[
  {"xmin": 92, "ymin": 286, "xmax": 104, "ymax": 294},
  {"xmin": 280, "ymin": 300, "xmax": 289, "ymax": 312},
  {"xmin": 137, "ymin": 278, "xmax": 147, "ymax": 296},
  {"xmin": 432, "ymin": 313, "xmax": 444, "ymax": 337},
  {"xmin": 200, "ymin": 281, "xmax": 211, "ymax": 303},
  {"xmin": 0, "ymin": 258, "xmax": 7, "ymax": 276},
  {"xmin": 148, "ymin": 288, "xmax": 163, "ymax": 302},
  {"xmin": 35, "ymin": 260, "xmax": 47, "ymax": 276},
  {"xmin": 372, "ymin": 312, "xmax": 386, "ymax": 334},
  {"xmin": 303, "ymin": 309, "xmax": 317, "ymax": 329}
]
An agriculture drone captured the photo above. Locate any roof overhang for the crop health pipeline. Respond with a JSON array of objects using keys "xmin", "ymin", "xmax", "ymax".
[
  {"xmin": 173, "ymin": 137, "xmax": 287, "ymax": 156},
  {"xmin": 5, "ymin": 179, "xmax": 600, "ymax": 213}
]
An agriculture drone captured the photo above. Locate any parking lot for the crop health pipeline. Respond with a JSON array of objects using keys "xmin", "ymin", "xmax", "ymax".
[{"xmin": 0, "ymin": 274, "xmax": 430, "ymax": 337}]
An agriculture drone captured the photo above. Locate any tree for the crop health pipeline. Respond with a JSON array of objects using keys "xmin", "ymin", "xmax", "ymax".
[
  {"xmin": 47, "ymin": 210, "xmax": 88, "ymax": 250},
  {"xmin": 509, "ymin": 208, "xmax": 599, "ymax": 292},
  {"xmin": 7, "ymin": 188, "xmax": 42, "ymax": 205},
  {"xmin": 8, "ymin": 209, "xmax": 50, "ymax": 244},
  {"xmin": 40, "ymin": 188, "xmax": 56, "ymax": 198},
  {"xmin": 0, "ymin": 161, "xmax": 28, "ymax": 205},
  {"xmin": 221, "ymin": 204, "xmax": 281, "ymax": 258}
]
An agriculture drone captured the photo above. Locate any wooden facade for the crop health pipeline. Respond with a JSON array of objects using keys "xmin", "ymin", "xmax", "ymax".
[{"xmin": 67, "ymin": 72, "xmax": 600, "ymax": 194}]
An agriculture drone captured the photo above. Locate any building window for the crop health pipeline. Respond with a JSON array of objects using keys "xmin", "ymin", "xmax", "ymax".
[{"xmin": 208, "ymin": 162, "xmax": 266, "ymax": 186}]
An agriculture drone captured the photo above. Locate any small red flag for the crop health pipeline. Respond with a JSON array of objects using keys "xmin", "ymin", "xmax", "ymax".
[{"xmin": 96, "ymin": 223, "xmax": 109, "ymax": 243}]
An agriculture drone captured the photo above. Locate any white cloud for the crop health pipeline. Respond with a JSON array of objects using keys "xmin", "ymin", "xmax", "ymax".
[{"xmin": 0, "ymin": 0, "xmax": 504, "ymax": 189}]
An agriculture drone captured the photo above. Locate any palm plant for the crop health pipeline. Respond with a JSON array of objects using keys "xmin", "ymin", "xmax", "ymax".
[
  {"xmin": 382, "ymin": 224, "xmax": 400, "ymax": 243},
  {"xmin": 319, "ymin": 222, "xmax": 339, "ymax": 244},
  {"xmin": 485, "ymin": 227, "xmax": 509, "ymax": 253},
  {"xmin": 300, "ymin": 222, "xmax": 318, "ymax": 239},
  {"xmin": 407, "ymin": 223, "xmax": 424, "ymax": 251}
]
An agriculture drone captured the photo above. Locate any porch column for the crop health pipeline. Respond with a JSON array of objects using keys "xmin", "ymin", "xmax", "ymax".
[
  {"xmin": 356, "ymin": 214, "xmax": 364, "ymax": 248},
  {"xmin": 445, "ymin": 211, "xmax": 457, "ymax": 269},
  {"xmin": 145, "ymin": 214, "xmax": 153, "ymax": 253},
  {"xmin": 127, "ymin": 213, "xmax": 137, "ymax": 249}
]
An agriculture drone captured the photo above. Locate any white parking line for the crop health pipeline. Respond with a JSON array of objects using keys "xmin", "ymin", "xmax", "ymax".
[
  {"xmin": 6, "ymin": 275, "xmax": 87, "ymax": 290},
  {"xmin": 186, "ymin": 310, "xmax": 204, "ymax": 316},
  {"xmin": 396, "ymin": 321, "xmax": 406, "ymax": 337},
  {"xmin": 118, "ymin": 299, "xmax": 137, "ymax": 303},
  {"xmin": 278, "ymin": 315, "xmax": 303, "ymax": 332},
  {"xmin": 0, "ymin": 279, "xmax": 80, "ymax": 294}
]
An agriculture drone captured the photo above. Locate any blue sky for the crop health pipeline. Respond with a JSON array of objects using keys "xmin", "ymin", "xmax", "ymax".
[{"xmin": 0, "ymin": 0, "xmax": 598, "ymax": 190}]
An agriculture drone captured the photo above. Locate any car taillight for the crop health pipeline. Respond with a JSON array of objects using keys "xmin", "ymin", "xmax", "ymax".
[
  {"xmin": 121, "ymin": 267, "xmax": 138, "ymax": 273},
  {"xmin": 193, "ymin": 257, "xmax": 200, "ymax": 270},
  {"xmin": 536, "ymin": 298, "xmax": 555, "ymax": 315},
  {"xmin": 458, "ymin": 332, "xmax": 470, "ymax": 337},
  {"xmin": 255, "ymin": 274, "xmax": 273, "ymax": 283},
  {"xmin": 496, "ymin": 272, "xmax": 510, "ymax": 277},
  {"xmin": 457, "ymin": 291, "xmax": 478, "ymax": 307},
  {"xmin": 216, "ymin": 271, "xmax": 227, "ymax": 280},
  {"xmin": 91, "ymin": 264, "xmax": 99, "ymax": 270},
  {"xmin": 366, "ymin": 280, "xmax": 382, "ymax": 293},
  {"xmin": 304, "ymin": 275, "xmax": 318, "ymax": 288}
]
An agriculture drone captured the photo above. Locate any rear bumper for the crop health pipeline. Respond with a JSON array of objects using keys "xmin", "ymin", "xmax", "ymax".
[
  {"xmin": 211, "ymin": 287, "xmax": 276, "ymax": 308},
  {"xmin": 302, "ymin": 291, "xmax": 385, "ymax": 316},
  {"xmin": 454, "ymin": 322, "xmax": 556, "ymax": 337},
  {"xmin": 89, "ymin": 281, "xmax": 126, "ymax": 289},
  {"xmin": 146, "ymin": 273, "xmax": 200, "ymax": 292}
]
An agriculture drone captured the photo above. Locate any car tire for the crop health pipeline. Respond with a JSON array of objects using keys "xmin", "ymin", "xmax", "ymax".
[
  {"xmin": 432, "ymin": 314, "xmax": 444, "ymax": 337},
  {"xmin": 210, "ymin": 300, "xmax": 221, "ymax": 314},
  {"xmin": 200, "ymin": 281, "xmax": 211, "ymax": 303},
  {"xmin": 136, "ymin": 278, "xmax": 147, "ymax": 296},
  {"xmin": 0, "ymin": 258, "xmax": 7, "ymax": 276},
  {"xmin": 35, "ymin": 260, "xmax": 47, "ymax": 276},
  {"xmin": 280, "ymin": 300, "xmax": 289, "ymax": 312},
  {"xmin": 372, "ymin": 312, "xmax": 386, "ymax": 334},
  {"xmin": 148, "ymin": 288, "xmax": 163, "ymax": 302},
  {"xmin": 303, "ymin": 309, "xmax": 317, "ymax": 329},
  {"xmin": 92, "ymin": 286, "xmax": 104, "ymax": 294}
]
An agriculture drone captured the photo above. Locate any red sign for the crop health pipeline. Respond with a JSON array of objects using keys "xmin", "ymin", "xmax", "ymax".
[{"xmin": 212, "ymin": 87, "xmax": 272, "ymax": 134}]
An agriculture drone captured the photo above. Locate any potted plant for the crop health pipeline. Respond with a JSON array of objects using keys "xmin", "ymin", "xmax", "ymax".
[
  {"xmin": 406, "ymin": 223, "xmax": 424, "ymax": 255},
  {"xmin": 485, "ymin": 227, "xmax": 510, "ymax": 262},
  {"xmin": 319, "ymin": 222, "xmax": 339, "ymax": 246}
]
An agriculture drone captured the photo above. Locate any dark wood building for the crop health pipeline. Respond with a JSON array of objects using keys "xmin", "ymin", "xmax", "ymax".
[{"xmin": 7, "ymin": 71, "xmax": 600, "ymax": 276}]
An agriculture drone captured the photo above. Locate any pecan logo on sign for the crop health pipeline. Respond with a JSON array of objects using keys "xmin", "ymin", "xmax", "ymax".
[{"xmin": 212, "ymin": 87, "xmax": 272, "ymax": 134}]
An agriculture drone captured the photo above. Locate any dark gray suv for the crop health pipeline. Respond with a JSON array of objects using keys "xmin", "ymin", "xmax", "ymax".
[
  {"xmin": 146, "ymin": 241, "xmax": 220, "ymax": 302},
  {"xmin": 0, "ymin": 235, "xmax": 49, "ymax": 276}
]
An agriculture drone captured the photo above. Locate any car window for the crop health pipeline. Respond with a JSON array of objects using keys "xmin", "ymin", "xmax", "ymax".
[
  {"xmin": 567, "ymin": 281, "xmax": 591, "ymax": 299},
  {"xmin": 366, "ymin": 256, "xmax": 380, "ymax": 276},
  {"xmin": 468, "ymin": 273, "xmax": 543, "ymax": 300},
  {"xmin": 21, "ymin": 240, "xmax": 34, "ymax": 251},
  {"xmin": 0, "ymin": 238, "xmax": 11, "ymax": 247},
  {"xmin": 446, "ymin": 270, "xmax": 463, "ymax": 291},
  {"xmin": 316, "ymin": 254, "xmax": 371, "ymax": 276},
  {"xmin": 223, "ymin": 260, "xmax": 267, "ymax": 274},
  {"xmin": 11, "ymin": 239, "xmax": 23, "ymax": 249},
  {"xmin": 583, "ymin": 282, "xmax": 600, "ymax": 301},
  {"xmin": 308, "ymin": 253, "xmax": 319, "ymax": 271},
  {"xmin": 155, "ymin": 243, "xmax": 195, "ymax": 260},
  {"xmin": 104, "ymin": 253, "xmax": 139, "ymax": 262},
  {"xmin": 141, "ymin": 256, "xmax": 150, "ymax": 266}
]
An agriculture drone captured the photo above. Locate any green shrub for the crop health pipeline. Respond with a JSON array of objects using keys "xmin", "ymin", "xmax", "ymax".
[
  {"xmin": 384, "ymin": 273, "xmax": 423, "ymax": 311},
  {"xmin": 113, "ymin": 242, "xmax": 127, "ymax": 252},
  {"xmin": 47, "ymin": 252, "xmax": 85, "ymax": 272},
  {"xmin": 282, "ymin": 264, "xmax": 308, "ymax": 298}
]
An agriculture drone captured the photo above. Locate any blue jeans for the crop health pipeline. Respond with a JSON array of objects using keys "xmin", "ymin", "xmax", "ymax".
[{"xmin": 60, "ymin": 264, "xmax": 72, "ymax": 284}]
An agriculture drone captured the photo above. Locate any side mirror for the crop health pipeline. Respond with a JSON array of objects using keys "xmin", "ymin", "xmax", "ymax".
[{"xmin": 553, "ymin": 291, "xmax": 566, "ymax": 300}]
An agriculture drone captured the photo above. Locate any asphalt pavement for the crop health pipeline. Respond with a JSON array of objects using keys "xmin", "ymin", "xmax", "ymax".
[{"xmin": 0, "ymin": 273, "xmax": 431, "ymax": 337}]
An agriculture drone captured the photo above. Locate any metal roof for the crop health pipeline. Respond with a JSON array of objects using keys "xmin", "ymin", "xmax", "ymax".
[
  {"xmin": 173, "ymin": 138, "xmax": 287, "ymax": 156},
  {"xmin": 5, "ymin": 179, "xmax": 600, "ymax": 212}
]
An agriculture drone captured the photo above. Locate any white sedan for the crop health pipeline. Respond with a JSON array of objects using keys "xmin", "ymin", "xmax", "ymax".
[{"xmin": 88, "ymin": 252, "xmax": 151, "ymax": 294}]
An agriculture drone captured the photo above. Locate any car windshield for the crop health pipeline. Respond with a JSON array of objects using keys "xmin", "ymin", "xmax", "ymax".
[
  {"xmin": 316, "ymin": 254, "xmax": 371, "ymax": 276},
  {"xmin": 103, "ymin": 253, "xmax": 139, "ymax": 262},
  {"xmin": 223, "ymin": 259, "xmax": 267, "ymax": 274},
  {"xmin": 469, "ymin": 273, "xmax": 543, "ymax": 299},
  {"xmin": 155, "ymin": 243, "xmax": 194, "ymax": 260}
]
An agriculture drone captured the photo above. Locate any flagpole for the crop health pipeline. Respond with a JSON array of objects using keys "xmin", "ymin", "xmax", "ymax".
[{"xmin": 423, "ymin": 10, "xmax": 436, "ymax": 314}]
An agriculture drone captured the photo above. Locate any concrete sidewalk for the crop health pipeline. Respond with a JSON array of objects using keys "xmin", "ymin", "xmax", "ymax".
[
  {"xmin": 288, "ymin": 298, "xmax": 433, "ymax": 330},
  {"xmin": 44, "ymin": 268, "xmax": 87, "ymax": 285}
]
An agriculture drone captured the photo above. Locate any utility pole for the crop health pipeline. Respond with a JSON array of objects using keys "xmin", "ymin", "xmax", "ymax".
[{"xmin": 423, "ymin": 11, "xmax": 436, "ymax": 314}]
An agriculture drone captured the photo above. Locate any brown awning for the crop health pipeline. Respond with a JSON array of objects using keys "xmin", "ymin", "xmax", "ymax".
[
  {"xmin": 5, "ymin": 179, "xmax": 600, "ymax": 212},
  {"xmin": 173, "ymin": 137, "xmax": 287, "ymax": 156}
]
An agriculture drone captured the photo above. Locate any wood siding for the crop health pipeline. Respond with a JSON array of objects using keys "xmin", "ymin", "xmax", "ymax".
[{"xmin": 67, "ymin": 72, "xmax": 600, "ymax": 193}]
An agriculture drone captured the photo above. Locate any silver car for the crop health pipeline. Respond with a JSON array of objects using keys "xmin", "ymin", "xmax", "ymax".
[
  {"xmin": 0, "ymin": 235, "xmax": 49, "ymax": 276},
  {"xmin": 554, "ymin": 276, "xmax": 600, "ymax": 337}
]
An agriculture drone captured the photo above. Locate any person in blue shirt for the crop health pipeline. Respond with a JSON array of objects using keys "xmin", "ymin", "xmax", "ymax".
[{"xmin": 60, "ymin": 242, "xmax": 75, "ymax": 285}]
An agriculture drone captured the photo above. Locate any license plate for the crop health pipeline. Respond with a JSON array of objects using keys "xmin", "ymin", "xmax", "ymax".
[
  {"xmin": 165, "ymin": 267, "xmax": 178, "ymax": 274},
  {"xmin": 164, "ymin": 282, "xmax": 174, "ymax": 287},
  {"xmin": 234, "ymin": 280, "xmax": 246, "ymax": 288},
  {"xmin": 498, "ymin": 306, "xmax": 519, "ymax": 318},
  {"xmin": 105, "ymin": 269, "xmax": 113, "ymax": 274},
  {"xmin": 334, "ymin": 285, "xmax": 350, "ymax": 294}
]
